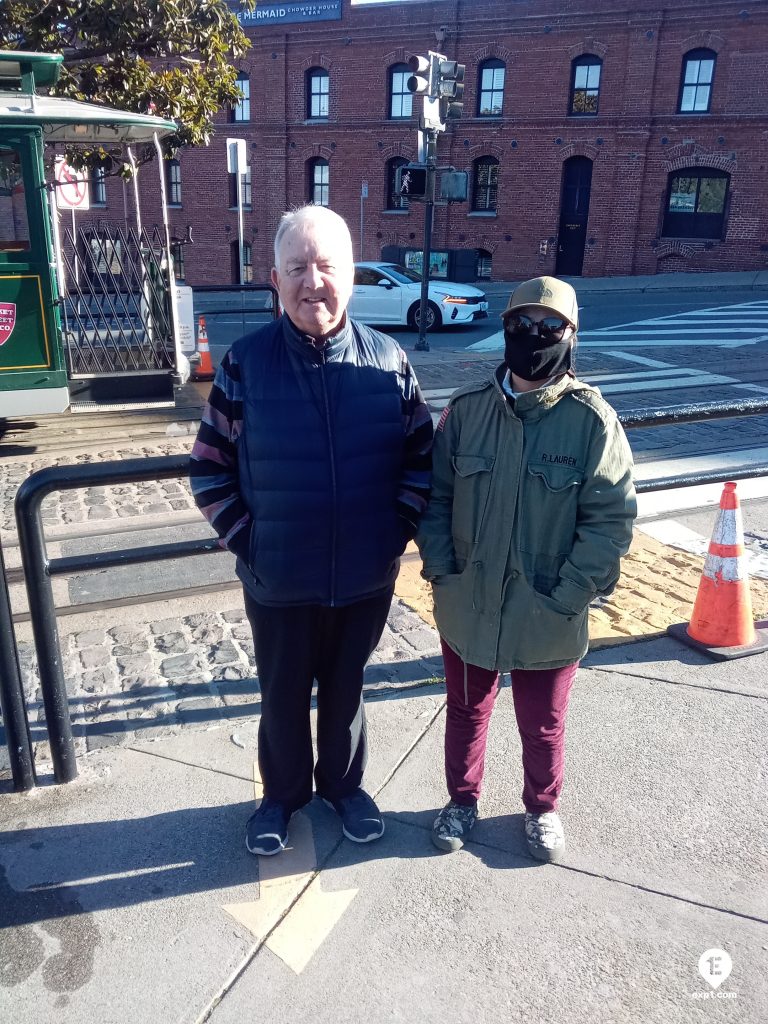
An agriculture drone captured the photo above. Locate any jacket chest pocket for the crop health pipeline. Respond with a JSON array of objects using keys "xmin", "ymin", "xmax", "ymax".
[
  {"xmin": 452, "ymin": 454, "xmax": 495, "ymax": 544},
  {"xmin": 519, "ymin": 461, "xmax": 584, "ymax": 561}
]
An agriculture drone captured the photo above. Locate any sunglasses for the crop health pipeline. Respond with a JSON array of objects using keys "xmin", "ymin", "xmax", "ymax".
[{"xmin": 504, "ymin": 313, "xmax": 573, "ymax": 341}]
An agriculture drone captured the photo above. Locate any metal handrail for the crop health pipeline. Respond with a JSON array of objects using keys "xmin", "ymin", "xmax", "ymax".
[{"xmin": 5, "ymin": 396, "xmax": 768, "ymax": 787}]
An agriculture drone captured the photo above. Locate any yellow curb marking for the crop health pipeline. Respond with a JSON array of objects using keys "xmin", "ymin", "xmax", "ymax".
[{"xmin": 223, "ymin": 763, "xmax": 358, "ymax": 974}]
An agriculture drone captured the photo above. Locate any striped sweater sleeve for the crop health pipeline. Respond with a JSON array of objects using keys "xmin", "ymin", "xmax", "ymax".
[
  {"xmin": 398, "ymin": 348, "xmax": 434, "ymax": 540},
  {"xmin": 189, "ymin": 350, "xmax": 251, "ymax": 561}
]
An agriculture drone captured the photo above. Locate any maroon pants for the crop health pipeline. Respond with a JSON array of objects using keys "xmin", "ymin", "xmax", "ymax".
[{"xmin": 441, "ymin": 639, "xmax": 578, "ymax": 814}]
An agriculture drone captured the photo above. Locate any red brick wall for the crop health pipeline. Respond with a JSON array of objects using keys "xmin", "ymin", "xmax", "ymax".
[{"xmin": 86, "ymin": 0, "xmax": 768, "ymax": 283}]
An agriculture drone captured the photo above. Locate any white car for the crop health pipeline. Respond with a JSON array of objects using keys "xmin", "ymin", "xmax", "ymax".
[{"xmin": 349, "ymin": 262, "xmax": 489, "ymax": 332}]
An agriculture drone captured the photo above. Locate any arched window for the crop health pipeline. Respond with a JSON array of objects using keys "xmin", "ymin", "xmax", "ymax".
[
  {"xmin": 477, "ymin": 59, "xmax": 505, "ymax": 117},
  {"xmin": 476, "ymin": 249, "xmax": 492, "ymax": 279},
  {"xmin": 389, "ymin": 64, "xmax": 413, "ymax": 119},
  {"xmin": 308, "ymin": 158, "xmax": 329, "ymax": 206},
  {"xmin": 662, "ymin": 167, "xmax": 729, "ymax": 238},
  {"xmin": 307, "ymin": 68, "xmax": 330, "ymax": 119},
  {"xmin": 678, "ymin": 49, "xmax": 716, "ymax": 113},
  {"xmin": 166, "ymin": 159, "xmax": 181, "ymax": 206},
  {"xmin": 472, "ymin": 156, "xmax": 499, "ymax": 212},
  {"xmin": 232, "ymin": 71, "xmax": 250, "ymax": 122},
  {"xmin": 386, "ymin": 157, "xmax": 409, "ymax": 210},
  {"xmin": 569, "ymin": 55, "xmax": 602, "ymax": 115}
]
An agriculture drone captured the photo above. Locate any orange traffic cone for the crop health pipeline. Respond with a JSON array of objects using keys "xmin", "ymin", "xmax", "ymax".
[
  {"xmin": 668, "ymin": 481, "xmax": 768, "ymax": 659},
  {"xmin": 688, "ymin": 482, "xmax": 754, "ymax": 647},
  {"xmin": 192, "ymin": 315, "xmax": 215, "ymax": 381}
]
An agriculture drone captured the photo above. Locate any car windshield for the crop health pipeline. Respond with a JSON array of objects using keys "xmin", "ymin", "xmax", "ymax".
[{"xmin": 379, "ymin": 264, "xmax": 422, "ymax": 284}]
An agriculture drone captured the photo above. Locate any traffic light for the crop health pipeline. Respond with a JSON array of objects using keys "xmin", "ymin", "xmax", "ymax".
[
  {"xmin": 405, "ymin": 54, "xmax": 435, "ymax": 97},
  {"xmin": 437, "ymin": 59, "xmax": 465, "ymax": 121},
  {"xmin": 395, "ymin": 163, "xmax": 429, "ymax": 201},
  {"xmin": 406, "ymin": 52, "xmax": 465, "ymax": 128}
]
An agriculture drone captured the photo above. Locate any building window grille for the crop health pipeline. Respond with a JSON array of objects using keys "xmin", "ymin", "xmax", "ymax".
[
  {"xmin": 476, "ymin": 249, "xmax": 492, "ymax": 279},
  {"xmin": 678, "ymin": 49, "xmax": 716, "ymax": 113},
  {"xmin": 472, "ymin": 156, "xmax": 499, "ymax": 211},
  {"xmin": 478, "ymin": 60, "xmax": 505, "ymax": 117},
  {"xmin": 570, "ymin": 55, "xmax": 602, "ymax": 115},
  {"xmin": 386, "ymin": 157, "xmax": 409, "ymax": 210}
]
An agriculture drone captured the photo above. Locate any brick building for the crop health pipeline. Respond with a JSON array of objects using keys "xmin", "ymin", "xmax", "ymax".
[{"xmin": 92, "ymin": 0, "xmax": 768, "ymax": 284}]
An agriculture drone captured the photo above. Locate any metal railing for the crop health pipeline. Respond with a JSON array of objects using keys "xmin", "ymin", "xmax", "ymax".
[{"xmin": 2, "ymin": 396, "xmax": 768, "ymax": 788}]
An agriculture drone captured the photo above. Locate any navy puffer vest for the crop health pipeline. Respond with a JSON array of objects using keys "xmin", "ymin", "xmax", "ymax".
[{"xmin": 233, "ymin": 315, "xmax": 406, "ymax": 607}]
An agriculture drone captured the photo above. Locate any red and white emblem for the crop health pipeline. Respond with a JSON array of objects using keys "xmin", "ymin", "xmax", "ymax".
[{"xmin": 0, "ymin": 303, "xmax": 16, "ymax": 347}]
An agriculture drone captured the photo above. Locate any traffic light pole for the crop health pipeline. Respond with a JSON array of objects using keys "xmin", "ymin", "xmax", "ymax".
[{"xmin": 415, "ymin": 129, "xmax": 438, "ymax": 353}]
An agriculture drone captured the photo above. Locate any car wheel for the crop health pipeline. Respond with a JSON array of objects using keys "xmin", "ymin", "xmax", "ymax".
[{"xmin": 407, "ymin": 300, "xmax": 442, "ymax": 332}]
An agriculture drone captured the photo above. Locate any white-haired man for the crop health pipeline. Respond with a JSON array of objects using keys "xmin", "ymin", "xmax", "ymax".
[{"xmin": 191, "ymin": 205, "xmax": 433, "ymax": 855}]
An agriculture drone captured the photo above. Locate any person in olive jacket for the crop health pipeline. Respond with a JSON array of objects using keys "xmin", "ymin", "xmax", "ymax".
[{"xmin": 416, "ymin": 276, "xmax": 636, "ymax": 861}]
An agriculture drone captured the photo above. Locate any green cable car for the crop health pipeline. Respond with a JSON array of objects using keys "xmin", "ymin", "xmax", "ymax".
[{"xmin": 0, "ymin": 50, "xmax": 188, "ymax": 417}]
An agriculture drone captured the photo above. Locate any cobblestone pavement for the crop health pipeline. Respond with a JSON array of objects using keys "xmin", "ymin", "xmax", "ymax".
[
  {"xmin": 14, "ymin": 598, "xmax": 442, "ymax": 772},
  {"xmin": 0, "ymin": 440, "xmax": 195, "ymax": 537}
]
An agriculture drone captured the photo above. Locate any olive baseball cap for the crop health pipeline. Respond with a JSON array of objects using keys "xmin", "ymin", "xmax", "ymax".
[{"xmin": 501, "ymin": 276, "xmax": 579, "ymax": 329}]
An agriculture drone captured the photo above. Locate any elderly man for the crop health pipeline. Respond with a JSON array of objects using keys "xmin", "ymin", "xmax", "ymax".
[{"xmin": 191, "ymin": 205, "xmax": 433, "ymax": 856}]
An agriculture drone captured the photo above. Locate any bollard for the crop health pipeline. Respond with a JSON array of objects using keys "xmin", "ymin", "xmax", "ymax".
[{"xmin": 0, "ymin": 535, "xmax": 36, "ymax": 790}]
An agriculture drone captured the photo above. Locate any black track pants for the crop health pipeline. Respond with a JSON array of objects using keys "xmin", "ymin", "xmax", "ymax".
[{"xmin": 244, "ymin": 587, "xmax": 394, "ymax": 813}]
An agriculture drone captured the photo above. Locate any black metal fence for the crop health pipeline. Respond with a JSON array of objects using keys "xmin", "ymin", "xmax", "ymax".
[{"xmin": 2, "ymin": 397, "xmax": 768, "ymax": 789}]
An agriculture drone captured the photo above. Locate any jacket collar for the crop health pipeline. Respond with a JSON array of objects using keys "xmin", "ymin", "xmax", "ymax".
[
  {"xmin": 281, "ymin": 312, "xmax": 354, "ymax": 362},
  {"xmin": 493, "ymin": 364, "xmax": 581, "ymax": 419}
]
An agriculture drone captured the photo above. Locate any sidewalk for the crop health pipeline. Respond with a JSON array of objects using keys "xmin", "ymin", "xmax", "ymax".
[{"xmin": 1, "ymin": 609, "xmax": 765, "ymax": 1023}]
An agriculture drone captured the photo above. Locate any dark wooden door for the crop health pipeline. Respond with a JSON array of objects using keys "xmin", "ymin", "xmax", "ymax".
[{"xmin": 555, "ymin": 157, "xmax": 593, "ymax": 276}]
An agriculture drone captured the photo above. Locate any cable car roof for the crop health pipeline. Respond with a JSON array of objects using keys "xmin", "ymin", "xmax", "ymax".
[
  {"xmin": 0, "ymin": 91, "xmax": 177, "ymax": 142},
  {"xmin": 0, "ymin": 50, "xmax": 176, "ymax": 142}
]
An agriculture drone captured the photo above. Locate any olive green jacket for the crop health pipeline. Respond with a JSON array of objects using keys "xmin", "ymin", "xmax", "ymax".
[{"xmin": 416, "ymin": 369, "xmax": 636, "ymax": 671}]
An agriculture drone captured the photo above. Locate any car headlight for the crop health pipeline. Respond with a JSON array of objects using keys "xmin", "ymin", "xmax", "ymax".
[{"xmin": 442, "ymin": 296, "xmax": 469, "ymax": 304}]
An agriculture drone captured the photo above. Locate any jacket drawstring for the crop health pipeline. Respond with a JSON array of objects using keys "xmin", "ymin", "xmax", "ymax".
[{"xmin": 464, "ymin": 659, "xmax": 469, "ymax": 706}]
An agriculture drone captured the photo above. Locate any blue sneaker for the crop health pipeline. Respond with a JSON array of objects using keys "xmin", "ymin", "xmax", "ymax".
[
  {"xmin": 322, "ymin": 788, "xmax": 385, "ymax": 843},
  {"xmin": 245, "ymin": 798, "xmax": 291, "ymax": 856}
]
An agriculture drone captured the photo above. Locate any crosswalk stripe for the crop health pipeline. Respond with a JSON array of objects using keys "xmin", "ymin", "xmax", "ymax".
[{"xmin": 423, "ymin": 367, "xmax": 736, "ymax": 404}]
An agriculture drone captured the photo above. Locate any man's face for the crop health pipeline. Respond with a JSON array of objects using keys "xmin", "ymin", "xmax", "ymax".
[{"xmin": 271, "ymin": 221, "xmax": 354, "ymax": 338}]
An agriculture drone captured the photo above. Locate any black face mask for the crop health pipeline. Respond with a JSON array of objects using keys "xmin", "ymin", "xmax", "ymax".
[{"xmin": 504, "ymin": 332, "xmax": 573, "ymax": 382}]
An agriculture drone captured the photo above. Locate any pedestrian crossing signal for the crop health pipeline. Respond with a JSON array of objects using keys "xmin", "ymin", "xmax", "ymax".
[{"xmin": 395, "ymin": 164, "xmax": 429, "ymax": 201}]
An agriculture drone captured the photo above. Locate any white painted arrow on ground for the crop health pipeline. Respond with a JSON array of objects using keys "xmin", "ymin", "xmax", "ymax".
[{"xmin": 222, "ymin": 764, "xmax": 358, "ymax": 974}]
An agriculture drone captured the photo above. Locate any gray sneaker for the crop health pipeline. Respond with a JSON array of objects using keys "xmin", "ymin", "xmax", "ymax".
[
  {"xmin": 431, "ymin": 800, "xmax": 478, "ymax": 852},
  {"xmin": 524, "ymin": 811, "xmax": 565, "ymax": 862}
]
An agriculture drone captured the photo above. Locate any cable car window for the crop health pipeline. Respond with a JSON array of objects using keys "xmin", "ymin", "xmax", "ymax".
[{"xmin": 0, "ymin": 147, "xmax": 31, "ymax": 251}]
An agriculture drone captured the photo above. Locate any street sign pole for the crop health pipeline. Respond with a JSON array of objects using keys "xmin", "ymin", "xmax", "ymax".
[
  {"xmin": 226, "ymin": 139, "xmax": 247, "ymax": 285},
  {"xmin": 415, "ymin": 130, "xmax": 437, "ymax": 353},
  {"xmin": 360, "ymin": 181, "xmax": 368, "ymax": 261}
]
